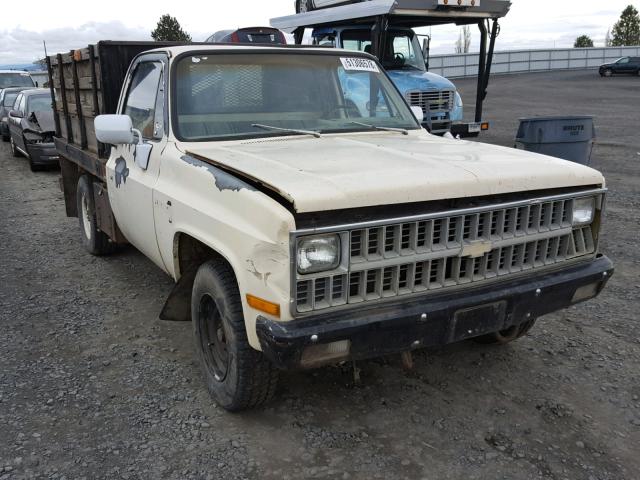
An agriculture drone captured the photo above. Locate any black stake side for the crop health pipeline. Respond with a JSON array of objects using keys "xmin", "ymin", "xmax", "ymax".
[
  {"xmin": 45, "ymin": 56, "xmax": 61, "ymax": 138},
  {"xmin": 71, "ymin": 50, "xmax": 88, "ymax": 149},
  {"xmin": 87, "ymin": 44, "xmax": 104, "ymax": 158},
  {"xmin": 57, "ymin": 53, "xmax": 73, "ymax": 143},
  {"xmin": 475, "ymin": 21, "xmax": 488, "ymax": 123}
]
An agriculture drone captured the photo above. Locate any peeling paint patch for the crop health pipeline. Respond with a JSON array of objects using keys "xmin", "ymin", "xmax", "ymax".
[
  {"xmin": 114, "ymin": 156, "xmax": 129, "ymax": 188},
  {"xmin": 181, "ymin": 155, "xmax": 256, "ymax": 192}
]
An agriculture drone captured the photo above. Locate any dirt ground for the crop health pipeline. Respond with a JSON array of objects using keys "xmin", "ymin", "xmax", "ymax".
[{"xmin": 1, "ymin": 70, "xmax": 639, "ymax": 480}]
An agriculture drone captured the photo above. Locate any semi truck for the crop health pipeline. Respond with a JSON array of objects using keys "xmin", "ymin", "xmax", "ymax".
[{"xmin": 48, "ymin": 41, "xmax": 612, "ymax": 411}]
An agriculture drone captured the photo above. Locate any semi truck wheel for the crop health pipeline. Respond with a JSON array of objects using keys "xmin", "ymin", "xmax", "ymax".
[
  {"xmin": 76, "ymin": 175, "xmax": 114, "ymax": 256},
  {"xmin": 473, "ymin": 318, "xmax": 536, "ymax": 345},
  {"xmin": 192, "ymin": 258, "xmax": 279, "ymax": 411}
]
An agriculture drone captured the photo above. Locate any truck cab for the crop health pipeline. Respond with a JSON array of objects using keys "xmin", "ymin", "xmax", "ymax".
[{"xmin": 311, "ymin": 25, "xmax": 463, "ymax": 134}]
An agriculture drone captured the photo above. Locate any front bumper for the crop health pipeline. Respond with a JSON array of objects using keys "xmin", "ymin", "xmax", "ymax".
[
  {"xmin": 26, "ymin": 142, "xmax": 59, "ymax": 165},
  {"xmin": 257, "ymin": 255, "xmax": 613, "ymax": 370}
]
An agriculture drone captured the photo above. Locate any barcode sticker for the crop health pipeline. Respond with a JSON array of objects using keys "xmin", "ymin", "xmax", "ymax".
[{"xmin": 340, "ymin": 57, "xmax": 380, "ymax": 73}]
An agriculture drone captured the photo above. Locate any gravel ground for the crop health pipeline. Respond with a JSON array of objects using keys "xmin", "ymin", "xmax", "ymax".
[{"xmin": 1, "ymin": 70, "xmax": 639, "ymax": 480}]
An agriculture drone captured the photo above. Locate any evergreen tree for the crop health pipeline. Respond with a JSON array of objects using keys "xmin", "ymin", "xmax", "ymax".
[
  {"xmin": 574, "ymin": 35, "xmax": 594, "ymax": 48},
  {"xmin": 611, "ymin": 5, "xmax": 640, "ymax": 46},
  {"xmin": 151, "ymin": 14, "xmax": 192, "ymax": 42}
]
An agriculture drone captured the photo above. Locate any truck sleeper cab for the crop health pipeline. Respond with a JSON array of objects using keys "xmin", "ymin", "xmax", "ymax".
[{"xmin": 49, "ymin": 43, "xmax": 613, "ymax": 411}]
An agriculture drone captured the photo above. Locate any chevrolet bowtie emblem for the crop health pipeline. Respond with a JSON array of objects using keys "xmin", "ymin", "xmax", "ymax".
[{"xmin": 461, "ymin": 241, "xmax": 493, "ymax": 258}]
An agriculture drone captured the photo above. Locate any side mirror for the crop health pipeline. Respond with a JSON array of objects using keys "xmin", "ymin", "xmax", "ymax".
[
  {"xmin": 9, "ymin": 109, "xmax": 23, "ymax": 118},
  {"xmin": 410, "ymin": 106, "xmax": 424, "ymax": 123},
  {"xmin": 95, "ymin": 114, "xmax": 152, "ymax": 171},
  {"xmin": 95, "ymin": 114, "xmax": 136, "ymax": 145}
]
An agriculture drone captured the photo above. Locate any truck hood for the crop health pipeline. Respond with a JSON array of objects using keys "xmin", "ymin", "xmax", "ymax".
[
  {"xmin": 186, "ymin": 132, "xmax": 604, "ymax": 213},
  {"xmin": 386, "ymin": 69, "xmax": 456, "ymax": 93}
]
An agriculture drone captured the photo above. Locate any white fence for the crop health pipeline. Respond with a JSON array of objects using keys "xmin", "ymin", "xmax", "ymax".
[{"xmin": 429, "ymin": 46, "xmax": 640, "ymax": 78}]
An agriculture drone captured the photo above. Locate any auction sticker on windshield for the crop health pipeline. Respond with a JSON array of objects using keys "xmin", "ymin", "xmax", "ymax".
[{"xmin": 340, "ymin": 57, "xmax": 380, "ymax": 73}]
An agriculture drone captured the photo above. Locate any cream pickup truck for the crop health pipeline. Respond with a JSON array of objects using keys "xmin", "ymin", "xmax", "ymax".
[{"xmin": 49, "ymin": 42, "xmax": 613, "ymax": 411}]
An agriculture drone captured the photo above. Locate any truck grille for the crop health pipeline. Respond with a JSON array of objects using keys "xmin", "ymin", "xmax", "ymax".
[
  {"xmin": 294, "ymin": 193, "xmax": 601, "ymax": 313},
  {"xmin": 406, "ymin": 90, "xmax": 454, "ymax": 115}
]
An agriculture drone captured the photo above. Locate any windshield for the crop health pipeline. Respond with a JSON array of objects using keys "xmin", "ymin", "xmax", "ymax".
[
  {"xmin": 0, "ymin": 73, "xmax": 35, "ymax": 88},
  {"xmin": 27, "ymin": 94, "xmax": 51, "ymax": 114},
  {"xmin": 174, "ymin": 53, "xmax": 419, "ymax": 141},
  {"xmin": 342, "ymin": 29, "xmax": 426, "ymax": 71}
]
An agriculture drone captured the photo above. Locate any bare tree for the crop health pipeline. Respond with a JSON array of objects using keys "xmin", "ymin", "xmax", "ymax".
[
  {"xmin": 605, "ymin": 28, "xmax": 613, "ymax": 47},
  {"xmin": 455, "ymin": 26, "xmax": 472, "ymax": 53}
]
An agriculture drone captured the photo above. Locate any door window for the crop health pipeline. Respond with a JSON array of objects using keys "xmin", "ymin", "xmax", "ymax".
[
  {"xmin": 123, "ymin": 62, "xmax": 163, "ymax": 139},
  {"xmin": 617, "ymin": 57, "xmax": 630, "ymax": 64}
]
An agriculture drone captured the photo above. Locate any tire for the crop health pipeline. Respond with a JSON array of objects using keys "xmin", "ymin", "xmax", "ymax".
[
  {"xmin": 603, "ymin": 69, "xmax": 612, "ymax": 77},
  {"xmin": 192, "ymin": 258, "xmax": 279, "ymax": 411},
  {"xmin": 473, "ymin": 318, "xmax": 537, "ymax": 345},
  {"xmin": 2, "ymin": 134, "xmax": 9, "ymax": 142},
  {"xmin": 296, "ymin": 0, "xmax": 312, "ymax": 13},
  {"xmin": 636, "ymin": 69, "xmax": 640, "ymax": 77},
  {"xmin": 10, "ymin": 137, "xmax": 21, "ymax": 157},
  {"xmin": 76, "ymin": 175, "xmax": 114, "ymax": 256},
  {"xmin": 28, "ymin": 153, "xmax": 40, "ymax": 172}
]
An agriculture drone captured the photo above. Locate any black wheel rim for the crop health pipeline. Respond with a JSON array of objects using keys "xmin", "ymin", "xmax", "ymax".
[{"xmin": 198, "ymin": 294, "xmax": 229, "ymax": 382}]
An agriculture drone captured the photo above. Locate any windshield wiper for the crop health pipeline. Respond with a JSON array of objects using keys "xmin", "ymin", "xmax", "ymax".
[
  {"xmin": 251, "ymin": 123, "xmax": 321, "ymax": 138},
  {"xmin": 350, "ymin": 121, "xmax": 409, "ymax": 135}
]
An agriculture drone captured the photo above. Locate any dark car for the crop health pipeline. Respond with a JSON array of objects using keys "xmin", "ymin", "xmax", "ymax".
[
  {"xmin": 205, "ymin": 27, "xmax": 287, "ymax": 45},
  {"xmin": 0, "ymin": 87, "xmax": 30, "ymax": 141},
  {"xmin": 7, "ymin": 88, "xmax": 58, "ymax": 171},
  {"xmin": 599, "ymin": 56, "xmax": 640, "ymax": 77}
]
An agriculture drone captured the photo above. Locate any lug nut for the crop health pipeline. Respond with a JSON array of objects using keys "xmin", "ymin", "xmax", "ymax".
[{"xmin": 310, "ymin": 334, "xmax": 318, "ymax": 343}]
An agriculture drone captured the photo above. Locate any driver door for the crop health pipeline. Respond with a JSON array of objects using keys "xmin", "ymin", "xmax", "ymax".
[{"xmin": 106, "ymin": 55, "xmax": 168, "ymax": 269}]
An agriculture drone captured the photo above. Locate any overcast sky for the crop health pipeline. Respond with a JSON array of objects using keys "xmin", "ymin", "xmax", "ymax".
[{"xmin": 0, "ymin": 0, "xmax": 635, "ymax": 64}]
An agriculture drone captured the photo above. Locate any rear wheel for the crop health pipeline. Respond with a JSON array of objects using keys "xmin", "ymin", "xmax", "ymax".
[
  {"xmin": 2, "ymin": 134, "xmax": 9, "ymax": 142},
  {"xmin": 473, "ymin": 319, "xmax": 537, "ymax": 345},
  {"xmin": 192, "ymin": 258, "xmax": 279, "ymax": 411},
  {"xmin": 76, "ymin": 175, "xmax": 114, "ymax": 255}
]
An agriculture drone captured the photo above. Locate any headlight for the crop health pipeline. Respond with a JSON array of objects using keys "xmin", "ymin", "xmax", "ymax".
[
  {"xmin": 573, "ymin": 197, "xmax": 595, "ymax": 225},
  {"xmin": 297, "ymin": 234, "xmax": 340, "ymax": 274}
]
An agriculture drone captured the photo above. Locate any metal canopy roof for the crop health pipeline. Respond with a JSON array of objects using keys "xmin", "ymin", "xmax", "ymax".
[{"xmin": 271, "ymin": 0, "xmax": 511, "ymax": 32}]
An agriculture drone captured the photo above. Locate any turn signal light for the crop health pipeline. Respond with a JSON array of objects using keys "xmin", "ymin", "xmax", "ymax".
[
  {"xmin": 481, "ymin": 122, "xmax": 490, "ymax": 131},
  {"xmin": 246, "ymin": 294, "xmax": 280, "ymax": 318}
]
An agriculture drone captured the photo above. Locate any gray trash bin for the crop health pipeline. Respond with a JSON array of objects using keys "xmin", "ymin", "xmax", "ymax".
[{"xmin": 515, "ymin": 116, "xmax": 595, "ymax": 165}]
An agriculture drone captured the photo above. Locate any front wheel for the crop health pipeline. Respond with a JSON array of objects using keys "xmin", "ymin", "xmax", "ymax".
[
  {"xmin": 76, "ymin": 175, "xmax": 114, "ymax": 255},
  {"xmin": 473, "ymin": 318, "xmax": 537, "ymax": 345},
  {"xmin": 192, "ymin": 259, "xmax": 279, "ymax": 411},
  {"xmin": 603, "ymin": 69, "xmax": 613, "ymax": 77}
]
